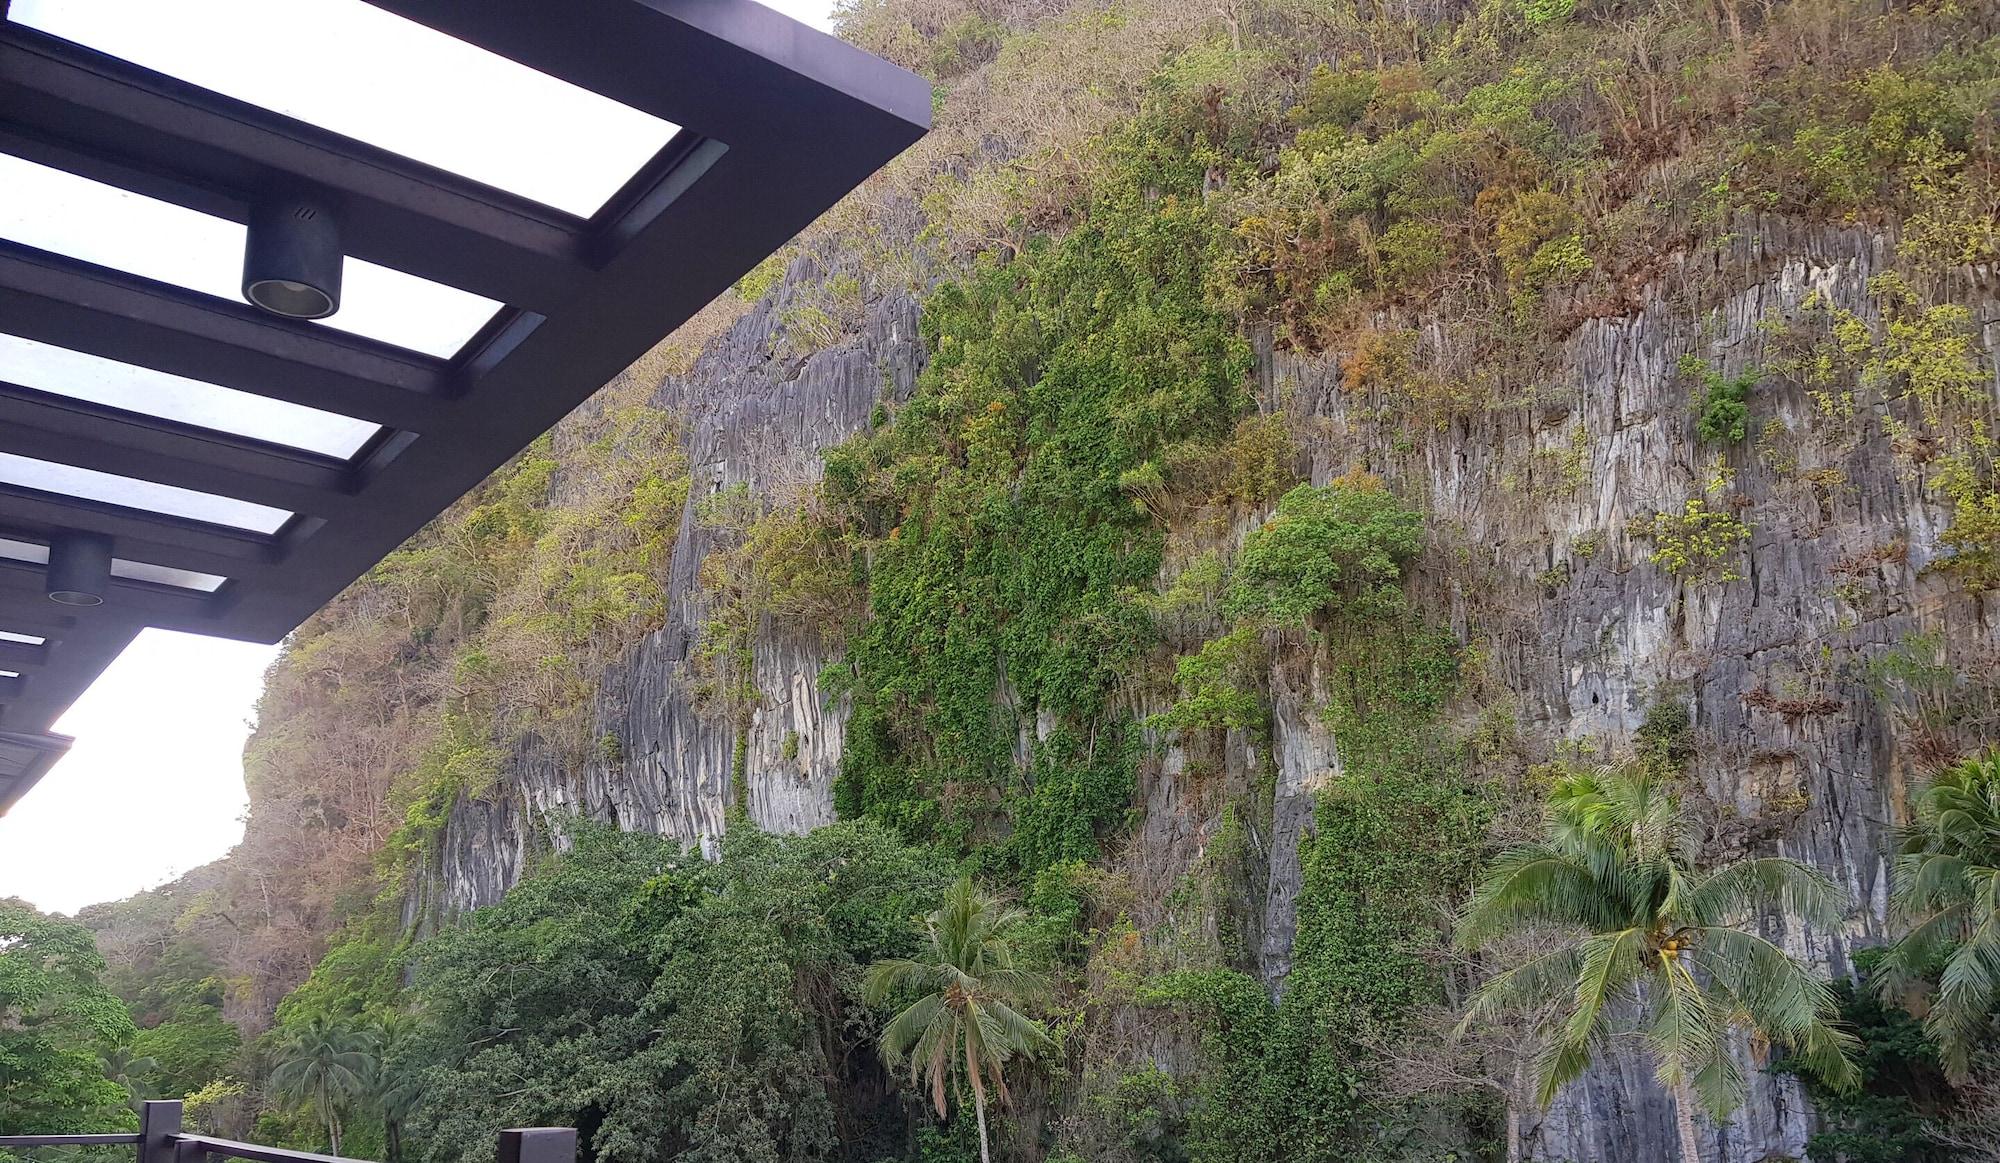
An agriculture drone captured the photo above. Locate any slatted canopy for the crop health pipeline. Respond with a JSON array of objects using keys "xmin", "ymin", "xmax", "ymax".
[{"xmin": 0, "ymin": 0, "xmax": 929, "ymax": 813}]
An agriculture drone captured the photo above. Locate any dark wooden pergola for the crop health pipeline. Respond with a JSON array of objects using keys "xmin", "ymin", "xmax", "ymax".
[{"xmin": 0, "ymin": 0, "xmax": 929, "ymax": 812}]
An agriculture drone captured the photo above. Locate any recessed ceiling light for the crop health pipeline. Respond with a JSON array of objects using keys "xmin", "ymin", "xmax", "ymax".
[
  {"xmin": 44, "ymin": 531, "xmax": 111, "ymax": 606},
  {"xmin": 0, "ymin": 152, "xmax": 501, "ymax": 357},
  {"xmin": 243, "ymin": 196, "xmax": 343, "ymax": 320}
]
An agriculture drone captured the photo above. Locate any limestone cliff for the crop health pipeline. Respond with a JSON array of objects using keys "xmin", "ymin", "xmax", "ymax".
[{"xmin": 417, "ymin": 214, "xmax": 1997, "ymax": 1159}]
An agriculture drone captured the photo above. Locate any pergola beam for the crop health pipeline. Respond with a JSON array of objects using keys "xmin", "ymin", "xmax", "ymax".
[
  {"xmin": 0, "ymin": 727, "xmax": 72, "ymax": 815},
  {"xmin": 0, "ymin": 387, "xmax": 364, "ymax": 518},
  {"xmin": 0, "ymin": 242, "xmax": 453, "ymax": 432},
  {"xmin": 0, "ymin": 567, "xmax": 207, "ymax": 622},
  {"xmin": 0, "ymin": 607, "xmax": 80, "ymax": 638},
  {"xmin": 0, "ymin": 486, "xmax": 279, "ymax": 578},
  {"xmin": 0, "ymin": 639, "xmax": 47, "ymax": 669},
  {"xmin": 0, "ymin": 34, "xmax": 589, "ymax": 313},
  {"xmin": 0, "ymin": 581, "xmax": 140, "ymax": 734}
]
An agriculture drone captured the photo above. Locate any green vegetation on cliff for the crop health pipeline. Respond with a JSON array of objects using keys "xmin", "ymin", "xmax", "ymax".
[
  {"xmin": 829, "ymin": 98, "xmax": 1256, "ymax": 871},
  {"xmin": 41, "ymin": 0, "xmax": 2000, "ymax": 1160}
]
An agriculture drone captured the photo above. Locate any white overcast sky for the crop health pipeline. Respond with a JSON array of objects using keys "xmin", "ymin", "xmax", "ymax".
[{"xmin": 0, "ymin": 0, "xmax": 838, "ymax": 915}]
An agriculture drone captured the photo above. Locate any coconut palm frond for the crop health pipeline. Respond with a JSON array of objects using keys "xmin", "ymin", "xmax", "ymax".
[
  {"xmin": 1885, "ymin": 750, "xmax": 2000, "ymax": 1080},
  {"xmin": 1694, "ymin": 927, "xmax": 1825, "ymax": 1035},
  {"xmin": 1462, "ymin": 758, "xmax": 1858, "ymax": 1136},
  {"xmin": 1783, "ymin": 1004, "xmax": 1865, "ymax": 1095},
  {"xmin": 1694, "ymin": 925, "xmax": 1859, "ymax": 1091},
  {"xmin": 1880, "ymin": 900, "xmax": 1972, "ymax": 982},
  {"xmin": 976, "ymin": 998, "xmax": 1053, "ymax": 1058},
  {"xmin": 1459, "ymin": 847, "xmax": 1622, "ymax": 946},
  {"xmin": 880, "ymin": 991, "xmax": 947, "ymax": 1064},
  {"xmin": 1686, "ymin": 858, "xmax": 1845, "ymax": 929},
  {"xmin": 862, "ymin": 957, "xmax": 940, "ymax": 1005},
  {"xmin": 1890, "ymin": 851, "xmax": 1977, "ymax": 915},
  {"xmin": 1461, "ymin": 944, "xmax": 1586, "ymax": 1027},
  {"xmin": 1563, "ymin": 927, "xmax": 1645, "ymax": 1048},
  {"xmin": 1931, "ymin": 901, "xmax": 2000, "ymax": 1076},
  {"xmin": 1647, "ymin": 956, "xmax": 1721, "ymax": 1096},
  {"xmin": 977, "ymin": 964, "xmax": 1053, "ymax": 1003},
  {"xmin": 1532, "ymin": 1030, "xmax": 1599, "ymax": 1106},
  {"xmin": 1688, "ymin": 1038, "xmax": 1746, "ymax": 1119}
]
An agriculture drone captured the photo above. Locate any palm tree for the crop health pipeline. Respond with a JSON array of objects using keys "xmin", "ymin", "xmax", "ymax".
[
  {"xmin": 101, "ymin": 1047, "xmax": 159, "ymax": 1110},
  {"xmin": 1879, "ymin": 748, "xmax": 2000, "ymax": 1077},
  {"xmin": 365, "ymin": 1014, "xmax": 422, "ymax": 1163},
  {"xmin": 265, "ymin": 1016, "xmax": 376, "ymax": 1155},
  {"xmin": 863, "ymin": 878, "xmax": 1054, "ymax": 1163},
  {"xmin": 1456, "ymin": 764, "xmax": 1859, "ymax": 1163}
]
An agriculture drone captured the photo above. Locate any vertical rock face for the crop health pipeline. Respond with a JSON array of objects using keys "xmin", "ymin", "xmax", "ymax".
[
  {"xmin": 1264, "ymin": 218, "xmax": 1990, "ymax": 1161},
  {"xmin": 433, "ymin": 221, "xmax": 1998, "ymax": 1159},
  {"xmin": 432, "ymin": 257, "xmax": 924, "ymax": 911},
  {"xmin": 1259, "ymin": 647, "xmax": 1339, "ymax": 990}
]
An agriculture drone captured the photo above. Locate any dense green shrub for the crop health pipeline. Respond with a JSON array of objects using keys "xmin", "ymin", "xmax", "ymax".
[
  {"xmin": 132, "ymin": 1004, "xmax": 241, "ymax": 1101},
  {"xmin": 1144, "ymin": 621, "xmax": 1481, "ymax": 1163},
  {"xmin": 1155, "ymin": 625, "xmax": 1266, "ymax": 733},
  {"xmin": 1643, "ymin": 499, "xmax": 1753, "ymax": 584},
  {"xmin": 1225, "ymin": 477, "xmax": 1423, "ymax": 626},
  {"xmin": 1682, "ymin": 356, "xmax": 1760, "ymax": 444},
  {"xmin": 1776, "ymin": 951, "xmax": 1955, "ymax": 1163},
  {"xmin": 0, "ymin": 902, "xmax": 137, "ymax": 1134},
  {"xmin": 402, "ymin": 822, "xmax": 946, "ymax": 1163}
]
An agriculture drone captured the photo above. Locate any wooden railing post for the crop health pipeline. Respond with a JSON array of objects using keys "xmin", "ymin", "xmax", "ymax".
[
  {"xmin": 137, "ymin": 1101, "xmax": 182, "ymax": 1163},
  {"xmin": 496, "ymin": 1128, "xmax": 574, "ymax": 1163}
]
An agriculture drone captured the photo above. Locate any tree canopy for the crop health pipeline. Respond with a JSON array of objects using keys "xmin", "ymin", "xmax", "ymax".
[
  {"xmin": 0, "ymin": 900, "xmax": 138, "ymax": 1134},
  {"xmin": 266, "ymin": 1015, "xmax": 374, "ymax": 1155},
  {"xmin": 864, "ymin": 878, "xmax": 1053, "ymax": 1163},
  {"xmin": 402, "ymin": 822, "xmax": 945, "ymax": 1163}
]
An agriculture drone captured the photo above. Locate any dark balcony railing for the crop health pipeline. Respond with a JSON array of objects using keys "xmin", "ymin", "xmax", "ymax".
[{"xmin": 0, "ymin": 1103, "xmax": 573, "ymax": 1163}]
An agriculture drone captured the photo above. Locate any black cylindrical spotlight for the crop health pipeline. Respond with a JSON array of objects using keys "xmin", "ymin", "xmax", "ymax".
[
  {"xmin": 243, "ymin": 195, "xmax": 342, "ymax": 319},
  {"xmin": 46, "ymin": 532, "xmax": 113, "ymax": 607}
]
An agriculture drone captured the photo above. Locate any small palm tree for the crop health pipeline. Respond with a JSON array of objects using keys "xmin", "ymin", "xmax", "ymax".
[
  {"xmin": 101, "ymin": 1047, "xmax": 159, "ymax": 1109},
  {"xmin": 1457, "ymin": 764, "xmax": 1859, "ymax": 1163},
  {"xmin": 366, "ymin": 1013, "xmax": 421, "ymax": 1163},
  {"xmin": 265, "ymin": 1016, "xmax": 376, "ymax": 1155},
  {"xmin": 863, "ymin": 878, "xmax": 1054, "ymax": 1163},
  {"xmin": 1880, "ymin": 748, "xmax": 2000, "ymax": 1077}
]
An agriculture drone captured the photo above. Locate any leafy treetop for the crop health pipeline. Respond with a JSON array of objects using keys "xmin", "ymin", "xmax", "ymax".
[{"xmin": 0, "ymin": 899, "xmax": 138, "ymax": 1135}]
